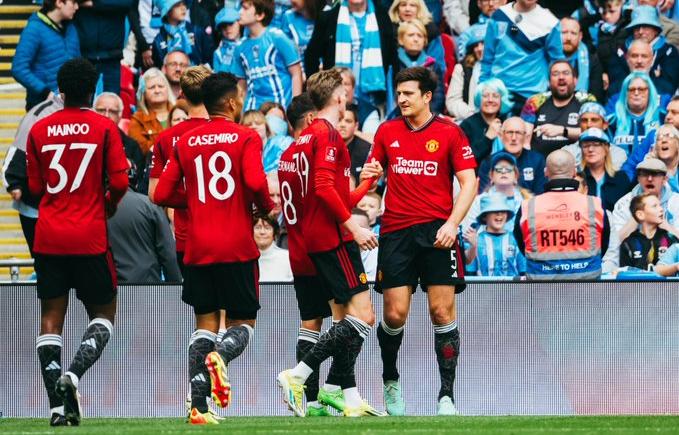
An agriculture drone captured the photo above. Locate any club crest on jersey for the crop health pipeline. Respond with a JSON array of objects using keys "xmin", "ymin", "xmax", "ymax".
[
  {"xmin": 325, "ymin": 147, "xmax": 337, "ymax": 162},
  {"xmin": 425, "ymin": 139, "xmax": 439, "ymax": 153},
  {"xmin": 377, "ymin": 270, "xmax": 383, "ymax": 282},
  {"xmin": 359, "ymin": 273, "xmax": 368, "ymax": 284}
]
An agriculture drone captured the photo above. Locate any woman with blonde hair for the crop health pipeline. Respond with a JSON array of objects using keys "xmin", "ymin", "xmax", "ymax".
[
  {"xmin": 579, "ymin": 128, "xmax": 631, "ymax": 211},
  {"xmin": 129, "ymin": 67, "xmax": 176, "ymax": 155},
  {"xmin": 649, "ymin": 124, "xmax": 679, "ymax": 193},
  {"xmin": 388, "ymin": 0, "xmax": 445, "ymax": 77}
]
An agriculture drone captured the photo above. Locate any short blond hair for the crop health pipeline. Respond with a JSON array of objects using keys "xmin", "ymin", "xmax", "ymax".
[
  {"xmin": 180, "ymin": 65, "xmax": 211, "ymax": 105},
  {"xmin": 388, "ymin": 0, "xmax": 432, "ymax": 25},
  {"xmin": 398, "ymin": 19, "xmax": 428, "ymax": 47},
  {"xmin": 306, "ymin": 69, "xmax": 343, "ymax": 110}
]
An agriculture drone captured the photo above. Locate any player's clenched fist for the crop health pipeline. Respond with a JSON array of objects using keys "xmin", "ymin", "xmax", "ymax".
[
  {"xmin": 353, "ymin": 226, "xmax": 378, "ymax": 251},
  {"xmin": 433, "ymin": 221, "xmax": 458, "ymax": 249},
  {"xmin": 360, "ymin": 158, "xmax": 383, "ymax": 183}
]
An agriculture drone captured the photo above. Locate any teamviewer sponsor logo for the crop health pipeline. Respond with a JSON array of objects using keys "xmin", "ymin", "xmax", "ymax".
[{"xmin": 391, "ymin": 157, "xmax": 438, "ymax": 176}]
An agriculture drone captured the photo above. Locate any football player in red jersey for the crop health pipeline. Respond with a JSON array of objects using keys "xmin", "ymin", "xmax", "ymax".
[
  {"xmin": 148, "ymin": 65, "xmax": 210, "ymax": 274},
  {"xmin": 278, "ymin": 93, "xmax": 382, "ymax": 416},
  {"xmin": 366, "ymin": 67, "xmax": 478, "ymax": 416},
  {"xmin": 276, "ymin": 69, "xmax": 385, "ymax": 418},
  {"xmin": 26, "ymin": 58, "xmax": 129, "ymax": 427},
  {"xmin": 154, "ymin": 72, "xmax": 274, "ymax": 425},
  {"xmin": 146, "ymin": 65, "xmax": 229, "ymax": 422}
]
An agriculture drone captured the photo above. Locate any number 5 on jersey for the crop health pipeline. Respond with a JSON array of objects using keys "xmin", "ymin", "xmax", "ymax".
[
  {"xmin": 194, "ymin": 151, "xmax": 236, "ymax": 203},
  {"xmin": 42, "ymin": 143, "xmax": 97, "ymax": 194}
]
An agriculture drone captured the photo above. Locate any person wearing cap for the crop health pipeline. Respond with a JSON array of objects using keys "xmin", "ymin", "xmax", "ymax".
[
  {"xmin": 560, "ymin": 17, "xmax": 605, "ymax": 103},
  {"xmin": 578, "ymin": 128, "xmax": 632, "ymax": 211},
  {"xmin": 461, "ymin": 150, "xmax": 531, "ymax": 233},
  {"xmin": 607, "ymin": 5, "xmax": 679, "ymax": 97},
  {"xmin": 478, "ymin": 117, "xmax": 548, "ymax": 194},
  {"xmin": 648, "ymin": 124, "xmax": 679, "ymax": 193},
  {"xmin": 459, "ymin": 79, "xmax": 511, "ymax": 163},
  {"xmin": 637, "ymin": 0, "xmax": 679, "ymax": 49},
  {"xmin": 621, "ymin": 96, "xmax": 679, "ymax": 182},
  {"xmin": 464, "ymin": 194, "xmax": 526, "ymax": 277},
  {"xmin": 479, "ymin": 0, "xmax": 564, "ymax": 115},
  {"xmin": 563, "ymin": 102, "xmax": 628, "ymax": 170},
  {"xmin": 213, "ymin": 7, "xmax": 242, "ymax": 73},
  {"xmin": 612, "ymin": 157, "xmax": 679, "ymax": 242},
  {"xmin": 514, "ymin": 149, "xmax": 610, "ymax": 280},
  {"xmin": 151, "ymin": 0, "xmax": 214, "ymax": 68},
  {"xmin": 446, "ymin": 23, "xmax": 488, "ymax": 121},
  {"xmin": 520, "ymin": 60, "xmax": 596, "ymax": 159}
]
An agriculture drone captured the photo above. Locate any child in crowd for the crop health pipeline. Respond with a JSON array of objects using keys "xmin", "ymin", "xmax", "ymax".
[
  {"xmin": 357, "ymin": 192, "xmax": 382, "ymax": 235},
  {"xmin": 465, "ymin": 194, "xmax": 526, "ymax": 277},
  {"xmin": 213, "ymin": 7, "xmax": 242, "ymax": 73},
  {"xmin": 152, "ymin": 0, "xmax": 213, "ymax": 67},
  {"xmin": 230, "ymin": 0, "xmax": 303, "ymax": 110},
  {"xmin": 620, "ymin": 193, "xmax": 679, "ymax": 270},
  {"xmin": 352, "ymin": 208, "xmax": 377, "ymax": 280},
  {"xmin": 260, "ymin": 102, "xmax": 294, "ymax": 172}
]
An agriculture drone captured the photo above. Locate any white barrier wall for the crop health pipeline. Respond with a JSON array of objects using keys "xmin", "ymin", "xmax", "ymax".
[{"xmin": 1, "ymin": 282, "xmax": 678, "ymax": 417}]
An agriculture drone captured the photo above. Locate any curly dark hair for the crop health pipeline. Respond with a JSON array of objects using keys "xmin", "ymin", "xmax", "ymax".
[{"xmin": 57, "ymin": 58, "xmax": 98, "ymax": 107}]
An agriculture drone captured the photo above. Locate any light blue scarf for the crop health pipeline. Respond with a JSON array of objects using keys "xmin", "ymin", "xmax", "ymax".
[
  {"xmin": 397, "ymin": 47, "xmax": 433, "ymax": 68},
  {"xmin": 335, "ymin": 0, "xmax": 386, "ymax": 94},
  {"xmin": 163, "ymin": 22, "xmax": 193, "ymax": 56},
  {"xmin": 567, "ymin": 43, "xmax": 590, "ymax": 94}
]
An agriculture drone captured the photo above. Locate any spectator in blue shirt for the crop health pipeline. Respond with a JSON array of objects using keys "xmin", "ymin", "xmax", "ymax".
[
  {"xmin": 213, "ymin": 7, "xmax": 242, "ymax": 73},
  {"xmin": 656, "ymin": 241, "xmax": 679, "ymax": 276},
  {"xmin": 279, "ymin": 0, "xmax": 316, "ymax": 72},
  {"xmin": 478, "ymin": 117, "xmax": 548, "ymax": 194},
  {"xmin": 231, "ymin": 0, "xmax": 303, "ymax": 110},
  {"xmin": 464, "ymin": 193, "xmax": 526, "ymax": 276},
  {"xmin": 608, "ymin": 72, "xmax": 661, "ymax": 156},
  {"xmin": 621, "ymin": 96, "xmax": 679, "ymax": 182},
  {"xmin": 480, "ymin": 0, "xmax": 564, "ymax": 114},
  {"xmin": 12, "ymin": 0, "xmax": 80, "ymax": 110},
  {"xmin": 152, "ymin": 0, "xmax": 214, "ymax": 68}
]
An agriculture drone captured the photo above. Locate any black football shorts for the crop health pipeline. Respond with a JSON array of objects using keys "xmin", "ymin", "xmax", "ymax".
[
  {"xmin": 293, "ymin": 275, "xmax": 333, "ymax": 321},
  {"xmin": 309, "ymin": 241, "xmax": 369, "ymax": 304}
]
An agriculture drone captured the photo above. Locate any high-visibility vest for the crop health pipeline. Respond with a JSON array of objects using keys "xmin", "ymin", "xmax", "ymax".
[{"xmin": 520, "ymin": 190, "xmax": 605, "ymax": 280}]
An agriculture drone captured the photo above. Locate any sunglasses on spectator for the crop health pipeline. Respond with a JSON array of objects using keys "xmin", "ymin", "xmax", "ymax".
[
  {"xmin": 628, "ymin": 86, "xmax": 649, "ymax": 94},
  {"xmin": 493, "ymin": 166, "xmax": 514, "ymax": 174},
  {"xmin": 580, "ymin": 142, "xmax": 606, "ymax": 149},
  {"xmin": 637, "ymin": 170, "xmax": 665, "ymax": 178}
]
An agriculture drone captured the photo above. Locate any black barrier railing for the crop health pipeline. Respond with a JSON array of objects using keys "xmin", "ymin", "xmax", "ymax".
[{"xmin": 1, "ymin": 282, "xmax": 678, "ymax": 417}]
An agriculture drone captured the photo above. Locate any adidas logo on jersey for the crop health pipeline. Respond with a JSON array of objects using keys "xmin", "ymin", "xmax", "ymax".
[
  {"xmin": 82, "ymin": 338, "xmax": 97, "ymax": 349},
  {"xmin": 389, "ymin": 140, "xmax": 400, "ymax": 148},
  {"xmin": 46, "ymin": 361, "xmax": 61, "ymax": 371}
]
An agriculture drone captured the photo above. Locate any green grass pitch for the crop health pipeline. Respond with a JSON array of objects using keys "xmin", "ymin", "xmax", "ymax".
[{"xmin": 2, "ymin": 416, "xmax": 679, "ymax": 434}]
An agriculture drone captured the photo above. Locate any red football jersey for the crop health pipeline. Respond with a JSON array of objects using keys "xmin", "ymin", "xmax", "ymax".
[
  {"xmin": 156, "ymin": 117, "xmax": 273, "ymax": 265},
  {"xmin": 26, "ymin": 107, "xmax": 129, "ymax": 255},
  {"xmin": 278, "ymin": 141, "xmax": 316, "ymax": 276},
  {"xmin": 298, "ymin": 118, "xmax": 353, "ymax": 254},
  {"xmin": 369, "ymin": 115, "xmax": 477, "ymax": 234},
  {"xmin": 149, "ymin": 117, "xmax": 208, "ymax": 253}
]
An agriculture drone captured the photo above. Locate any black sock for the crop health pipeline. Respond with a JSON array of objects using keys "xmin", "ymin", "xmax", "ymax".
[
  {"xmin": 216, "ymin": 325, "xmax": 253, "ymax": 364},
  {"xmin": 188, "ymin": 329, "xmax": 215, "ymax": 413},
  {"xmin": 36, "ymin": 334, "xmax": 63, "ymax": 412},
  {"xmin": 377, "ymin": 321, "xmax": 404, "ymax": 382},
  {"xmin": 340, "ymin": 315, "xmax": 371, "ymax": 389},
  {"xmin": 434, "ymin": 322, "xmax": 459, "ymax": 401},
  {"xmin": 296, "ymin": 328, "xmax": 320, "ymax": 402},
  {"xmin": 302, "ymin": 319, "xmax": 358, "ymax": 371},
  {"xmin": 67, "ymin": 318, "xmax": 113, "ymax": 379}
]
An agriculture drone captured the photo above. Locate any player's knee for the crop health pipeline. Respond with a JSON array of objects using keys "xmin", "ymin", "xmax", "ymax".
[
  {"xmin": 429, "ymin": 305, "xmax": 453, "ymax": 325},
  {"xmin": 383, "ymin": 306, "xmax": 408, "ymax": 327},
  {"xmin": 301, "ymin": 318, "xmax": 323, "ymax": 331}
]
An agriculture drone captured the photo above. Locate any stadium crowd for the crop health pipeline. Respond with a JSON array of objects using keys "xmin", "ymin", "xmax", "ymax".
[{"xmin": 7, "ymin": 0, "xmax": 679, "ymax": 281}]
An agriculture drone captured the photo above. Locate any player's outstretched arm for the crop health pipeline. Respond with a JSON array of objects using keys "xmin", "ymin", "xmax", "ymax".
[
  {"xmin": 154, "ymin": 154, "xmax": 187, "ymax": 208},
  {"xmin": 434, "ymin": 168, "xmax": 476, "ymax": 249},
  {"xmin": 351, "ymin": 160, "xmax": 382, "ymax": 207},
  {"xmin": 243, "ymin": 135, "xmax": 275, "ymax": 213}
]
